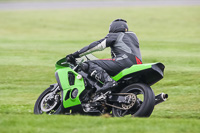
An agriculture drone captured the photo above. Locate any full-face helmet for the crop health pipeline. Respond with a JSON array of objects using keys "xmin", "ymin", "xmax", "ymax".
[{"xmin": 109, "ymin": 19, "xmax": 128, "ymax": 33}]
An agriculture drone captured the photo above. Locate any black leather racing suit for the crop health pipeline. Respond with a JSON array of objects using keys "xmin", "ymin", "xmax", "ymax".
[{"xmin": 74, "ymin": 31, "xmax": 142, "ymax": 76}]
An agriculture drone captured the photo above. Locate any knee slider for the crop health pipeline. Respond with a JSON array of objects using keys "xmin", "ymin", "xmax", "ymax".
[{"xmin": 80, "ymin": 62, "xmax": 89, "ymax": 72}]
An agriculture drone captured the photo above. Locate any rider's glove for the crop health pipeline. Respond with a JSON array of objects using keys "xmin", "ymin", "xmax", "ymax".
[
  {"xmin": 66, "ymin": 54, "xmax": 75, "ymax": 64},
  {"xmin": 66, "ymin": 51, "xmax": 80, "ymax": 64}
]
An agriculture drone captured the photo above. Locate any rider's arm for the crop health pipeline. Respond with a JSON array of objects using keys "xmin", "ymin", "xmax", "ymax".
[{"xmin": 72, "ymin": 33, "xmax": 118, "ymax": 58}]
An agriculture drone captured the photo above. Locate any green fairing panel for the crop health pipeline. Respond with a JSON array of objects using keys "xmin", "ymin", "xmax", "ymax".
[
  {"xmin": 55, "ymin": 58, "xmax": 69, "ymax": 71},
  {"xmin": 56, "ymin": 67, "xmax": 85, "ymax": 108},
  {"xmin": 112, "ymin": 63, "xmax": 156, "ymax": 81}
]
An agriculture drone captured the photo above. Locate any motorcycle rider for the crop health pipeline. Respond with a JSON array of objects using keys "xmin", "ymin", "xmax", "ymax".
[{"xmin": 66, "ymin": 19, "xmax": 142, "ymax": 93}]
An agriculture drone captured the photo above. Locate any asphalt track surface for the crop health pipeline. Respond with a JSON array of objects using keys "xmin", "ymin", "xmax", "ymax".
[{"xmin": 0, "ymin": 0, "xmax": 200, "ymax": 10}]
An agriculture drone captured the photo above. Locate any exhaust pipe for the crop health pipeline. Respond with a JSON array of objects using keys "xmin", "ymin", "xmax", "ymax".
[{"xmin": 155, "ymin": 93, "xmax": 168, "ymax": 105}]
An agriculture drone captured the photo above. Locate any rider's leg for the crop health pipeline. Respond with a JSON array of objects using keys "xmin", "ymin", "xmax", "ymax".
[
  {"xmin": 81, "ymin": 61, "xmax": 117, "ymax": 93},
  {"xmin": 81, "ymin": 58, "xmax": 135, "ymax": 93}
]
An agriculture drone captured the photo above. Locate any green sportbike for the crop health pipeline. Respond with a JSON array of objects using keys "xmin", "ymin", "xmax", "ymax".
[{"xmin": 34, "ymin": 54, "xmax": 168, "ymax": 117}]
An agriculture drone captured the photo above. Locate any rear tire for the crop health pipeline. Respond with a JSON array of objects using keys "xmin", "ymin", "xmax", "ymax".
[
  {"xmin": 34, "ymin": 85, "xmax": 62, "ymax": 114},
  {"xmin": 112, "ymin": 83, "xmax": 155, "ymax": 117}
]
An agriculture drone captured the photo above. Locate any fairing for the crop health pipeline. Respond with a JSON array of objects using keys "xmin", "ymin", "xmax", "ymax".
[
  {"xmin": 112, "ymin": 63, "xmax": 165, "ymax": 85},
  {"xmin": 55, "ymin": 58, "xmax": 85, "ymax": 108}
]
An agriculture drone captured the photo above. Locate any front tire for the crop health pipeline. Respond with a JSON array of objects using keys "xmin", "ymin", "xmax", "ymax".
[
  {"xmin": 34, "ymin": 85, "xmax": 62, "ymax": 114},
  {"xmin": 112, "ymin": 83, "xmax": 155, "ymax": 117}
]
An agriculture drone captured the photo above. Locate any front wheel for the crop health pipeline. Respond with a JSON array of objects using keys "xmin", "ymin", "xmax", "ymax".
[
  {"xmin": 112, "ymin": 83, "xmax": 155, "ymax": 117},
  {"xmin": 34, "ymin": 84, "xmax": 62, "ymax": 114}
]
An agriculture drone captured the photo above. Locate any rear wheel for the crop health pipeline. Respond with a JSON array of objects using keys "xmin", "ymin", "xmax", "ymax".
[
  {"xmin": 34, "ymin": 85, "xmax": 62, "ymax": 114},
  {"xmin": 112, "ymin": 83, "xmax": 155, "ymax": 117}
]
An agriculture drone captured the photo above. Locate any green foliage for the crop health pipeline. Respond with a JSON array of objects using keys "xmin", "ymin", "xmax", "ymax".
[{"xmin": 0, "ymin": 6, "xmax": 199, "ymax": 133}]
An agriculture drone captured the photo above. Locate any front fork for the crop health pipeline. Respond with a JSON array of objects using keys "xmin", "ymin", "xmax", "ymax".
[
  {"xmin": 48, "ymin": 83, "xmax": 61, "ymax": 103},
  {"xmin": 50, "ymin": 83, "xmax": 60, "ymax": 94}
]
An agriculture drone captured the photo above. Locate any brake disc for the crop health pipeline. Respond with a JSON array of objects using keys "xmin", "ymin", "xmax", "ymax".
[
  {"xmin": 40, "ymin": 93, "xmax": 58, "ymax": 112},
  {"xmin": 121, "ymin": 94, "xmax": 137, "ymax": 110}
]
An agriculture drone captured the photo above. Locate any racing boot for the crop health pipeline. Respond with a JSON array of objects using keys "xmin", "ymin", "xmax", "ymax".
[{"xmin": 90, "ymin": 69, "xmax": 118, "ymax": 93}]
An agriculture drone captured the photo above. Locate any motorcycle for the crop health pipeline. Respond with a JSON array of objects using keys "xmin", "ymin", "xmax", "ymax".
[{"xmin": 34, "ymin": 54, "xmax": 168, "ymax": 117}]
